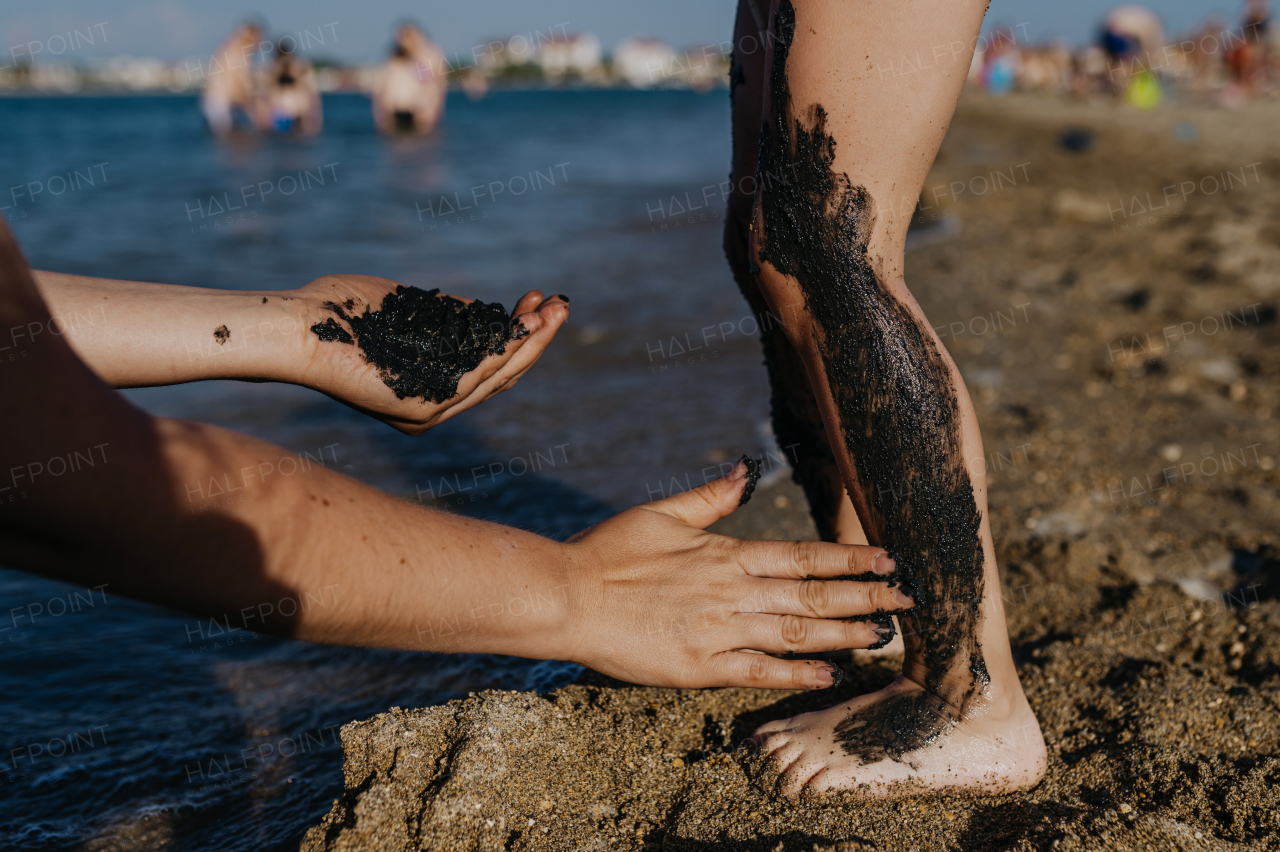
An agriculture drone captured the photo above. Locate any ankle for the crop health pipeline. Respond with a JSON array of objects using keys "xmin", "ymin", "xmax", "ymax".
[{"xmin": 900, "ymin": 662, "xmax": 1026, "ymax": 720}]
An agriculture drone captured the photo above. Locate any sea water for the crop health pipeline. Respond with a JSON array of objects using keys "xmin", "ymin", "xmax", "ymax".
[{"xmin": 0, "ymin": 90, "xmax": 775, "ymax": 849}]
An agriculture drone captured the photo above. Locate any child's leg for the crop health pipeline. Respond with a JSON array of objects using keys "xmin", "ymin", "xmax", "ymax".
[
  {"xmin": 725, "ymin": 0, "xmax": 869, "ymax": 548},
  {"xmin": 747, "ymin": 0, "xmax": 1045, "ymax": 796}
]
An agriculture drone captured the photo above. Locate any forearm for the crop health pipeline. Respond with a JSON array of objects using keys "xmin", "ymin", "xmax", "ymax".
[
  {"xmin": 3, "ymin": 370, "xmax": 572, "ymax": 657},
  {"xmin": 31, "ymin": 271, "xmax": 305, "ymax": 387},
  {"xmin": 160, "ymin": 419, "xmax": 573, "ymax": 654}
]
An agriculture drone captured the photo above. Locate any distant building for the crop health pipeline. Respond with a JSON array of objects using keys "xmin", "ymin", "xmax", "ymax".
[
  {"xmin": 94, "ymin": 57, "xmax": 189, "ymax": 91},
  {"xmin": 613, "ymin": 38, "xmax": 678, "ymax": 88},
  {"xmin": 538, "ymin": 33, "xmax": 602, "ymax": 81},
  {"xmin": 25, "ymin": 64, "xmax": 80, "ymax": 92},
  {"xmin": 672, "ymin": 45, "xmax": 730, "ymax": 91},
  {"xmin": 474, "ymin": 36, "xmax": 537, "ymax": 71}
]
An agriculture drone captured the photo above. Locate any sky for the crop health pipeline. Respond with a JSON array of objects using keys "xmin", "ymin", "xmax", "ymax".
[{"xmin": 1, "ymin": 1, "xmax": 1251, "ymax": 65}]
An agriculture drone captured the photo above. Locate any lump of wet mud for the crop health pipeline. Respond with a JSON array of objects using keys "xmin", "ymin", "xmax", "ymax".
[
  {"xmin": 310, "ymin": 286, "xmax": 523, "ymax": 404},
  {"xmin": 738, "ymin": 454, "xmax": 764, "ymax": 507},
  {"xmin": 311, "ymin": 318, "xmax": 352, "ymax": 344}
]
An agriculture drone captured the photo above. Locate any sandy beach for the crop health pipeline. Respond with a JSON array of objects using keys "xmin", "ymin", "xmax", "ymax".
[{"xmin": 299, "ymin": 92, "xmax": 1280, "ymax": 851}]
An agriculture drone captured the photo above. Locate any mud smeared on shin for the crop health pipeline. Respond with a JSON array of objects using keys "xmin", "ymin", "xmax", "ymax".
[{"xmin": 755, "ymin": 0, "xmax": 988, "ymax": 763}]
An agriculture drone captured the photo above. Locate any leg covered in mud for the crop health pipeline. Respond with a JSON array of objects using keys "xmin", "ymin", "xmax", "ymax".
[
  {"xmin": 724, "ymin": 0, "xmax": 864, "ymax": 545},
  {"xmin": 746, "ymin": 0, "xmax": 1045, "ymax": 796}
]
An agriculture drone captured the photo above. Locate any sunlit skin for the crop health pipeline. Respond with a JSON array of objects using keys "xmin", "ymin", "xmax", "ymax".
[
  {"xmin": 3, "ymin": 221, "xmax": 914, "ymax": 690},
  {"xmin": 726, "ymin": 0, "xmax": 1045, "ymax": 797}
]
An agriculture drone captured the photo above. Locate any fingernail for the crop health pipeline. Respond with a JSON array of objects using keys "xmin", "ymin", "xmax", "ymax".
[
  {"xmin": 553, "ymin": 293, "xmax": 569, "ymax": 304},
  {"xmin": 867, "ymin": 619, "xmax": 896, "ymax": 650},
  {"xmin": 871, "ymin": 552, "xmax": 896, "ymax": 575},
  {"xmin": 736, "ymin": 455, "xmax": 762, "ymax": 507},
  {"xmin": 727, "ymin": 458, "xmax": 748, "ymax": 481},
  {"xmin": 893, "ymin": 588, "xmax": 915, "ymax": 608},
  {"xmin": 812, "ymin": 664, "xmax": 836, "ymax": 688}
]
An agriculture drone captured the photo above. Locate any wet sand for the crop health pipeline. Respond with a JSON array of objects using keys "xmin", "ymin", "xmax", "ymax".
[{"xmin": 301, "ymin": 93, "xmax": 1280, "ymax": 851}]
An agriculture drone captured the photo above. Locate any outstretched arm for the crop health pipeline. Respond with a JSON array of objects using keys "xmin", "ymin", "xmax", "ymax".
[
  {"xmin": 3, "ymin": 221, "xmax": 911, "ymax": 689},
  {"xmin": 32, "ymin": 270, "xmax": 568, "ymax": 434}
]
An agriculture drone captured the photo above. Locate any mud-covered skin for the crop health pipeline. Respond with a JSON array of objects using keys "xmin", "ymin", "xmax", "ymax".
[
  {"xmin": 737, "ymin": 454, "xmax": 764, "ymax": 507},
  {"xmin": 835, "ymin": 690, "xmax": 959, "ymax": 765},
  {"xmin": 310, "ymin": 286, "xmax": 523, "ymax": 404},
  {"xmin": 311, "ymin": 317, "xmax": 353, "ymax": 344},
  {"xmin": 725, "ymin": 156, "xmax": 845, "ymax": 542},
  {"xmin": 755, "ymin": 0, "xmax": 987, "ymax": 764}
]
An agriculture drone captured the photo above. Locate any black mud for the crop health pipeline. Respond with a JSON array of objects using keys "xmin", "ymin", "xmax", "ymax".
[
  {"xmin": 311, "ymin": 317, "xmax": 353, "ymax": 344},
  {"xmin": 737, "ymin": 454, "xmax": 764, "ymax": 507},
  {"xmin": 755, "ymin": 0, "xmax": 987, "ymax": 763},
  {"xmin": 310, "ymin": 286, "xmax": 523, "ymax": 404},
  {"xmin": 213, "ymin": 325, "xmax": 230, "ymax": 345},
  {"xmin": 833, "ymin": 689, "xmax": 959, "ymax": 766},
  {"xmin": 724, "ymin": 196, "xmax": 844, "ymax": 542}
]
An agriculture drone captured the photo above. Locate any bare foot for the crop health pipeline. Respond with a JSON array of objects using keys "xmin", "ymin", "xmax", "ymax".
[{"xmin": 752, "ymin": 676, "xmax": 1045, "ymax": 798}]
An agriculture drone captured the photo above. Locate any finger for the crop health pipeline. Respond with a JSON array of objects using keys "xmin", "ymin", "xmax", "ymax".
[
  {"xmin": 511, "ymin": 290, "xmax": 545, "ymax": 316},
  {"xmin": 744, "ymin": 577, "xmax": 914, "ymax": 619},
  {"xmin": 733, "ymin": 612, "xmax": 886, "ymax": 654},
  {"xmin": 644, "ymin": 458, "xmax": 752, "ymax": 529},
  {"xmin": 429, "ymin": 301, "xmax": 568, "ymax": 422},
  {"xmin": 445, "ymin": 304, "xmax": 553, "ymax": 401},
  {"xmin": 467, "ymin": 298, "xmax": 568, "ymax": 393},
  {"xmin": 739, "ymin": 539, "xmax": 897, "ymax": 580},
  {"xmin": 712, "ymin": 651, "xmax": 839, "ymax": 690},
  {"xmin": 487, "ymin": 298, "xmax": 569, "ymax": 380}
]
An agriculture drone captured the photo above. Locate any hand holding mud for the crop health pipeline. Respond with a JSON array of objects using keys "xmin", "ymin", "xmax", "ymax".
[
  {"xmin": 558, "ymin": 459, "xmax": 913, "ymax": 690},
  {"xmin": 295, "ymin": 275, "xmax": 570, "ymax": 434},
  {"xmin": 29, "ymin": 269, "xmax": 570, "ymax": 437}
]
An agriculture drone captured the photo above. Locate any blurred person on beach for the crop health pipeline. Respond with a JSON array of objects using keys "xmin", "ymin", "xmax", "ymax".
[
  {"xmin": 0, "ymin": 216, "xmax": 915, "ymax": 693},
  {"xmin": 1099, "ymin": 4, "xmax": 1166, "ymax": 107},
  {"xmin": 973, "ymin": 26, "xmax": 1021, "ymax": 95},
  {"xmin": 259, "ymin": 40, "xmax": 323, "ymax": 136},
  {"xmin": 1181, "ymin": 17, "xmax": 1230, "ymax": 95},
  {"xmin": 1226, "ymin": 0, "xmax": 1272, "ymax": 95},
  {"xmin": 371, "ymin": 24, "xmax": 447, "ymax": 135},
  {"xmin": 200, "ymin": 22, "xmax": 265, "ymax": 137},
  {"xmin": 724, "ymin": 0, "xmax": 1046, "ymax": 798}
]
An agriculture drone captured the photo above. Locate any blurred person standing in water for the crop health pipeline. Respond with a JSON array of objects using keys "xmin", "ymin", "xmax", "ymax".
[
  {"xmin": 259, "ymin": 40, "xmax": 323, "ymax": 136},
  {"xmin": 372, "ymin": 24, "xmax": 447, "ymax": 135},
  {"xmin": 201, "ymin": 22, "xmax": 265, "ymax": 137}
]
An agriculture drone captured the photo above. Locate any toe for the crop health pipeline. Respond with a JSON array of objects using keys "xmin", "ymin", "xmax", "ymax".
[
  {"xmin": 757, "ymin": 736, "xmax": 806, "ymax": 786},
  {"xmin": 752, "ymin": 717, "xmax": 795, "ymax": 739},
  {"xmin": 800, "ymin": 766, "xmax": 834, "ymax": 797},
  {"xmin": 778, "ymin": 754, "xmax": 826, "ymax": 797},
  {"xmin": 751, "ymin": 728, "xmax": 794, "ymax": 756}
]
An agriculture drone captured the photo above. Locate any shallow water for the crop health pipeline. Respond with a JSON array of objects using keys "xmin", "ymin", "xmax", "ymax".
[{"xmin": 0, "ymin": 91, "xmax": 781, "ymax": 850}]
